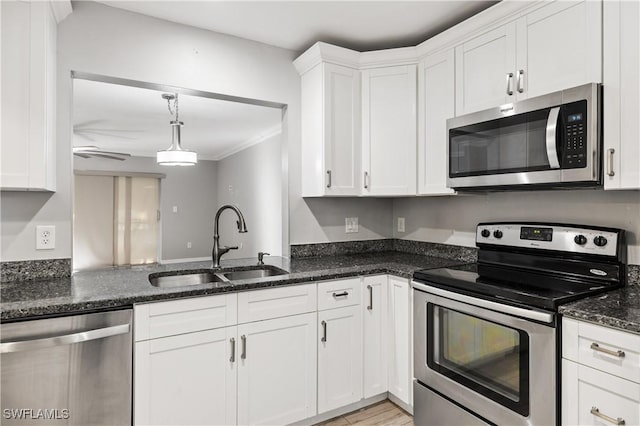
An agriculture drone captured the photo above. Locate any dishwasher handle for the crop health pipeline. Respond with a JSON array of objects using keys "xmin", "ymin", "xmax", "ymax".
[{"xmin": 0, "ymin": 323, "xmax": 131, "ymax": 353}]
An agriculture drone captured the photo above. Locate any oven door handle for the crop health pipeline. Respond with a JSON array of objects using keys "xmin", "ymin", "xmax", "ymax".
[
  {"xmin": 412, "ymin": 281, "xmax": 554, "ymax": 324},
  {"xmin": 545, "ymin": 106, "xmax": 561, "ymax": 169}
]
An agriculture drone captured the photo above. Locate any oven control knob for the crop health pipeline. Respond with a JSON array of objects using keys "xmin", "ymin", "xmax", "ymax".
[
  {"xmin": 493, "ymin": 230, "xmax": 503, "ymax": 239},
  {"xmin": 574, "ymin": 235, "xmax": 587, "ymax": 245},
  {"xmin": 481, "ymin": 229, "xmax": 490, "ymax": 238},
  {"xmin": 594, "ymin": 236, "xmax": 608, "ymax": 247}
]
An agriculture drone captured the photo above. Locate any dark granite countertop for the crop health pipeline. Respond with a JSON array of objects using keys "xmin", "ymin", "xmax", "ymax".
[
  {"xmin": 1, "ymin": 252, "xmax": 464, "ymax": 321},
  {"xmin": 559, "ymin": 266, "xmax": 640, "ymax": 335}
]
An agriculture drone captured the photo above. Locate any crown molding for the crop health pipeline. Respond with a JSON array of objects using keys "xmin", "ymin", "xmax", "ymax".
[
  {"xmin": 214, "ymin": 123, "xmax": 283, "ymax": 161},
  {"xmin": 294, "ymin": 0, "xmax": 548, "ymax": 73}
]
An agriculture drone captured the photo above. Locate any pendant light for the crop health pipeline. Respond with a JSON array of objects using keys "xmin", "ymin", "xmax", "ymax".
[{"xmin": 157, "ymin": 93, "xmax": 197, "ymax": 166}]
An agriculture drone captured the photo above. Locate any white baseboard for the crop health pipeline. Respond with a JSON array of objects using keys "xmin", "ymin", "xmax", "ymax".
[{"xmin": 388, "ymin": 392, "xmax": 414, "ymax": 415}]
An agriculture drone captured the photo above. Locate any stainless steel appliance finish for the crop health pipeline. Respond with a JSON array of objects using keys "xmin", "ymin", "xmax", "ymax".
[
  {"xmin": 412, "ymin": 222, "xmax": 626, "ymax": 426},
  {"xmin": 0, "ymin": 310, "xmax": 132, "ymax": 426},
  {"xmin": 447, "ymin": 83, "xmax": 601, "ymax": 189},
  {"xmin": 413, "ymin": 380, "xmax": 489, "ymax": 426},
  {"xmin": 413, "ymin": 283, "xmax": 556, "ymax": 426}
]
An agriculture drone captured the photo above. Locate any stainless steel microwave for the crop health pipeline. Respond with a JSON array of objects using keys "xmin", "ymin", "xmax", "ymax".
[{"xmin": 447, "ymin": 83, "xmax": 601, "ymax": 190}]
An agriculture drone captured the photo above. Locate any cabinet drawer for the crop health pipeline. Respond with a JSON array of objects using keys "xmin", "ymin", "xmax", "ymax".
[
  {"xmin": 562, "ymin": 359, "xmax": 640, "ymax": 426},
  {"xmin": 237, "ymin": 283, "xmax": 317, "ymax": 323},
  {"xmin": 135, "ymin": 294, "xmax": 237, "ymax": 341},
  {"xmin": 563, "ymin": 318, "xmax": 640, "ymax": 383},
  {"xmin": 317, "ymin": 278, "xmax": 361, "ymax": 311}
]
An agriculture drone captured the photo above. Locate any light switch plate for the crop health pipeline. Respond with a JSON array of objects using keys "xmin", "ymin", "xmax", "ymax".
[
  {"xmin": 397, "ymin": 217, "xmax": 405, "ymax": 233},
  {"xmin": 345, "ymin": 217, "xmax": 359, "ymax": 233},
  {"xmin": 36, "ymin": 225, "xmax": 56, "ymax": 250}
]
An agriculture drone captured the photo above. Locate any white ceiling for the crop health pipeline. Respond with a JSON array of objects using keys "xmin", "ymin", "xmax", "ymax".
[
  {"xmin": 96, "ymin": 1, "xmax": 498, "ymax": 53},
  {"xmin": 73, "ymin": 79, "xmax": 282, "ymax": 160}
]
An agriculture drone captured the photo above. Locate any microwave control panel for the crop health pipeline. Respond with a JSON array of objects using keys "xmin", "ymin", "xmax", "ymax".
[{"xmin": 560, "ymin": 100, "xmax": 588, "ymax": 169}]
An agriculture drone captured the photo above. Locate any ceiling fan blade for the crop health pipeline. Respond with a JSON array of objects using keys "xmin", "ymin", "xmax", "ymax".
[
  {"xmin": 87, "ymin": 153, "xmax": 128, "ymax": 161},
  {"xmin": 73, "ymin": 152, "xmax": 92, "ymax": 159},
  {"xmin": 91, "ymin": 150, "xmax": 131, "ymax": 157}
]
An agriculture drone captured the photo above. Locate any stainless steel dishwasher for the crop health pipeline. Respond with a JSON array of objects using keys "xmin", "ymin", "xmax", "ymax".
[{"xmin": 0, "ymin": 309, "xmax": 132, "ymax": 425}]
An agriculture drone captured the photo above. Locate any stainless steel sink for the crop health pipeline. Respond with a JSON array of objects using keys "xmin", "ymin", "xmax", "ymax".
[
  {"xmin": 149, "ymin": 270, "xmax": 227, "ymax": 288},
  {"xmin": 219, "ymin": 265, "xmax": 288, "ymax": 281},
  {"xmin": 149, "ymin": 265, "xmax": 288, "ymax": 288}
]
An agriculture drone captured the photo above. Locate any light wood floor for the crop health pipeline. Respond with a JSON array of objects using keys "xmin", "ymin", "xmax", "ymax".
[{"xmin": 315, "ymin": 400, "xmax": 414, "ymax": 426}]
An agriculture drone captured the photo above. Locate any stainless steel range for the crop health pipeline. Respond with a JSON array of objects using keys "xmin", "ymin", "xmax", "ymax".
[{"xmin": 412, "ymin": 222, "xmax": 626, "ymax": 426}]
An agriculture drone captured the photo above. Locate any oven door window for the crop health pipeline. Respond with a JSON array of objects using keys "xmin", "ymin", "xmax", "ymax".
[{"xmin": 427, "ymin": 304, "xmax": 530, "ymax": 416}]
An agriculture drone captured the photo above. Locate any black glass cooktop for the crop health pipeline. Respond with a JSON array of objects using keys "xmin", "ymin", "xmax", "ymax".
[{"xmin": 413, "ymin": 263, "xmax": 622, "ymax": 311}]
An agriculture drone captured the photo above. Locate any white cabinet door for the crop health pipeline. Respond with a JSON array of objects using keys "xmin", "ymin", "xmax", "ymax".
[
  {"xmin": 455, "ymin": 23, "xmax": 517, "ymax": 115},
  {"xmin": 388, "ymin": 276, "xmax": 412, "ymax": 407},
  {"xmin": 362, "ymin": 275, "xmax": 388, "ymax": 398},
  {"xmin": 516, "ymin": 0, "xmax": 602, "ymax": 100},
  {"xmin": 562, "ymin": 359, "xmax": 640, "ymax": 426},
  {"xmin": 362, "ymin": 65, "xmax": 417, "ymax": 196},
  {"xmin": 134, "ymin": 326, "xmax": 237, "ymax": 426},
  {"xmin": 237, "ymin": 313, "xmax": 317, "ymax": 425},
  {"xmin": 301, "ymin": 62, "xmax": 360, "ymax": 196},
  {"xmin": 318, "ymin": 305, "xmax": 363, "ymax": 413},
  {"xmin": 0, "ymin": 1, "xmax": 56, "ymax": 191},
  {"xmin": 603, "ymin": 0, "xmax": 640, "ymax": 190},
  {"xmin": 418, "ymin": 49, "xmax": 456, "ymax": 196}
]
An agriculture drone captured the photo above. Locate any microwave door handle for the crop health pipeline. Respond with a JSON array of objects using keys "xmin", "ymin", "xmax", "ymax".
[{"xmin": 545, "ymin": 107, "xmax": 561, "ymax": 169}]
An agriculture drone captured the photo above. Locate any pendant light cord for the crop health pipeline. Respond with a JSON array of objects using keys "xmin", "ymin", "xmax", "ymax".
[{"xmin": 165, "ymin": 93, "xmax": 179, "ymax": 121}]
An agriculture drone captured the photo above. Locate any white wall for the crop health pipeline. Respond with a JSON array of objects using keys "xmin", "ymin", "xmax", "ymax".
[
  {"xmin": 0, "ymin": 1, "xmax": 393, "ymax": 262},
  {"xmin": 393, "ymin": 190, "xmax": 640, "ymax": 264},
  {"xmin": 216, "ymin": 132, "xmax": 282, "ymax": 259}
]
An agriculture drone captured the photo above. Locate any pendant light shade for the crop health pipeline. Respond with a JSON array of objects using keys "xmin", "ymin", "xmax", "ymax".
[{"xmin": 157, "ymin": 94, "xmax": 197, "ymax": 166}]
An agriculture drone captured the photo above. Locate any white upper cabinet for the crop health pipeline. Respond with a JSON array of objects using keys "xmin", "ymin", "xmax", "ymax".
[
  {"xmin": 515, "ymin": 0, "xmax": 602, "ymax": 100},
  {"xmin": 1, "ymin": 1, "xmax": 57, "ymax": 191},
  {"xmin": 456, "ymin": 0, "xmax": 602, "ymax": 115},
  {"xmin": 455, "ymin": 24, "xmax": 517, "ymax": 116},
  {"xmin": 418, "ymin": 50, "xmax": 456, "ymax": 196},
  {"xmin": 362, "ymin": 65, "xmax": 417, "ymax": 196},
  {"xmin": 603, "ymin": 0, "xmax": 640, "ymax": 190},
  {"xmin": 300, "ymin": 62, "xmax": 361, "ymax": 196}
]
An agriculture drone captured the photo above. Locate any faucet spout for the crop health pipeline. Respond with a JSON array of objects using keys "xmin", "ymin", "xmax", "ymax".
[{"xmin": 212, "ymin": 204, "xmax": 248, "ymax": 268}]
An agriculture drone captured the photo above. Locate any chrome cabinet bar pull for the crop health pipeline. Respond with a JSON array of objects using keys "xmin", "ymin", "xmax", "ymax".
[
  {"xmin": 0, "ymin": 324, "xmax": 130, "ymax": 354},
  {"xmin": 590, "ymin": 342, "xmax": 625, "ymax": 358},
  {"xmin": 607, "ymin": 148, "xmax": 615, "ymax": 177},
  {"xmin": 590, "ymin": 407, "xmax": 625, "ymax": 425},
  {"xmin": 364, "ymin": 171, "xmax": 369, "ymax": 189},
  {"xmin": 321, "ymin": 321, "xmax": 327, "ymax": 343},
  {"xmin": 517, "ymin": 69, "xmax": 525, "ymax": 93},
  {"xmin": 229, "ymin": 337, "xmax": 236, "ymax": 363},
  {"xmin": 506, "ymin": 72, "xmax": 514, "ymax": 96},
  {"xmin": 332, "ymin": 291, "xmax": 349, "ymax": 298},
  {"xmin": 326, "ymin": 170, "xmax": 332, "ymax": 188},
  {"xmin": 367, "ymin": 285, "xmax": 373, "ymax": 310},
  {"xmin": 240, "ymin": 335, "xmax": 247, "ymax": 360}
]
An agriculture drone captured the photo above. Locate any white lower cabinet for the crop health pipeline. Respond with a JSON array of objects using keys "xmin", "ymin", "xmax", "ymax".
[
  {"xmin": 135, "ymin": 275, "xmax": 413, "ymax": 424},
  {"xmin": 388, "ymin": 276, "xmax": 412, "ymax": 407},
  {"xmin": 362, "ymin": 275, "xmax": 388, "ymax": 398},
  {"xmin": 318, "ymin": 304, "xmax": 363, "ymax": 413},
  {"xmin": 237, "ymin": 313, "xmax": 317, "ymax": 425},
  {"xmin": 562, "ymin": 318, "xmax": 640, "ymax": 426},
  {"xmin": 134, "ymin": 326, "xmax": 237, "ymax": 426}
]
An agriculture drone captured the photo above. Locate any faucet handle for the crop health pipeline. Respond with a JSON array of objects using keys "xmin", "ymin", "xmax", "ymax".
[{"xmin": 258, "ymin": 252, "xmax": 270, "ymax": 265}]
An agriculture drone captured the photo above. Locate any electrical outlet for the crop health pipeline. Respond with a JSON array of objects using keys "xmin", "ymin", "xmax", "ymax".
[
  {"xmin": 172, "ymin": 206, "xmax": 178, "ymax": 213},
  {"xmin": 345, "ymin": 217, "xmax": 359, "ymax": 233},
  {"xmin": 187, "ymin": 241, "xmax": 192, "ymax": 249},
  {"xmin": 36, "ymin": 225, "xmax": 56, "ymax": 250},
  {"xmin": 397, "ymin": 217, "xmax": 405, "ymax": 233}
]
